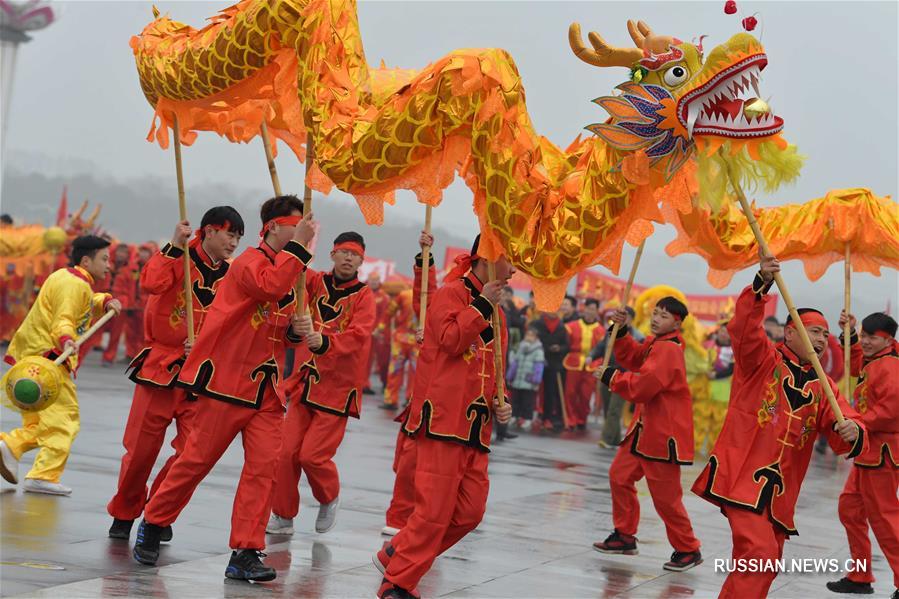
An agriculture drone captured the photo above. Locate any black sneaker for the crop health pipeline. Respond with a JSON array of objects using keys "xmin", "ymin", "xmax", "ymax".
[
  {"xmin": 225, "ymin": 549, "xmax": 276, "ymax": 582},
  {"xmin": 891, "ymin": 589, "xmax": 897, "ymax": 599},
  {"xmin": 379, "ymin": 403, "xmax": 398, "ymax": 411},
  {"xmin": 663, "ymin": 550, "xmax": 703, "ymax": 572},
  {"xmin": 377, "ymin": 577, "xmax": 420, "ymax": 599},
  {"xmin": 825, "ymin": 577, "xmax": 874, "ymax": 594},
  {"xmin": 500, "ymin": 432, "xmax": 518, "ymax": 440},
  {"xmin": 363, "ymin": 387, "xmax": 375, "ymax": 395},
  {"xmin": 592, "ymin": 530, "xmax": 638, "ymax": 555},
  {"xmin": 108, "ymin": 518, "xmax": 133, "ymax": 539},
  {"xmin": 160, "ymin": 525, "xmax": 173, "ymax": 543},
  {"xmin": 133, "ymin": 520, "xmax": 164, "ymax": 565}
]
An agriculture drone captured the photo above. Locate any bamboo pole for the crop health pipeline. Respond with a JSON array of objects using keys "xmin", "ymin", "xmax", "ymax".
[
  {"xmin": 295, "ymin": 125, "xmax": 315, "ymax": 309},
  {"xmin": 557, "ymin": 371, "xmax": 570, "ymax": 428},
  {"xmin": 723, "ymin": 157, "xmax": 844, "ymax": 423},
  {"xmin": 54, "ymin": 310, "xmax": 117, "ymax": 366},
  {"xmin": 487, "ymin": 262, "xmax": 506, "ymax": 407},
  {"xmin": 843, "ymin": 242, "xmax": 851, "ymax": 398},
  {"xmin": 172, "ymin": 114, "xmax": 195, "ymax": 343},
  {"xmin": 417, "ymin": 205, "xmax": 433, "ymax": 334},
  {"xmin": 595, "ymin": 240, "xmax": 646, "ymax": 416},
  {"xmin": 260, "ymin": 122, "xmax": 282, "ymax": 196}
]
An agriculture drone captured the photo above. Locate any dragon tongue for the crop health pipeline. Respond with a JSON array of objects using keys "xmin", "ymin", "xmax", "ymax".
[{"xmin": 687, "ymin": 104, "xmax": 701, "ymax": 138}]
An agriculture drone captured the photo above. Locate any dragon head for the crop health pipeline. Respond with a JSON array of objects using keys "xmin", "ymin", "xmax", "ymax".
[{"xmin": 570, "ymin": 20, "xmax": 784, "ymax": 180}]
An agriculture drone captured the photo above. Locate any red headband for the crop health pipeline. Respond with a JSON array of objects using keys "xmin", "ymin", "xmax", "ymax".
[
  {"xmin": 191, "ymin": 222, "xmax": 231, "ymax": 247},
  {"xmin": 445, "ymin": 252, "xmax": 478, "ymax": 282},
  {"xmin": 333, "ymin": 241, "xmax": 364, "ymax": 257},
  {"xmin": 259, "ymin": 215, "xmax": 300, "ymax": 238},
  {"xmin": 872, "ymin": 330, "xmax": 895, "ymax": 340},
  {"xmin": 786, "ymin": 312, "xmax": 829, "ymax": 332}
]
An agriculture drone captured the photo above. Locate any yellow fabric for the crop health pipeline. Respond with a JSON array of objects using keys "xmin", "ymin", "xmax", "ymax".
[
  {"xmin": 0, "ymin": 375, "xmax": 79, "ymax": 482},
  {"xmin": 693, "ymin": 392, "xmax": 727, "ymax": 456},
  {"xmin": 7, "ymin": 267, "xmax": 109, "ymax": 371}
]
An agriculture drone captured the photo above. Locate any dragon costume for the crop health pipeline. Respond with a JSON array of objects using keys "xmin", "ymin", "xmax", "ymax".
[{"xmin": 131, "ymin": 0, "xmax": 798, "ymax": 307}]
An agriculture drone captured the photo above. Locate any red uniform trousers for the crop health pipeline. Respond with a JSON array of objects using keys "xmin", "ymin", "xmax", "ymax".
[
  {"xmin": 384, "ymin": 342, "xmax": 417, "ymax": 406},
  {"xmin": 102, "ymin": 309, "xmax": 143, "ymax": 362},
  {"xmin": 386, "ymin": 429, "xmax": 417, "ymax": 529},
  {"xmin": 107, "ymin": 385, "xmax": 198, "ymax": 520},
  {"xmin": 370, "ymin": 335, "xmax": 390, "ymax": 388},
  {"xmin": 609, "ymin": 446, "xmax": 700, "ymax": 552},
  {"xmin": 564, "ymin": 369, "xmax": 595, "ymax": 427},
  {"xmin": 839, "ymin": 466, "xmax": 899, "ymax": 587},
  {"xmin": 719, "ymin": 506, "xmax": 787, "ymax": 599},
  {"xmin": 385, "ymin": 436, "xmax": 489, "ymax": 591},
  {"xmin": 271, "ymin": 402, "xmax": 348, "ymax": 519},
  {"xmin": 142, "ymin": 390, "xmax": 284, "ymax": 550}
]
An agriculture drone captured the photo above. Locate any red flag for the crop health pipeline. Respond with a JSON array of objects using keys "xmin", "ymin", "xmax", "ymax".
[{"xmin": 55, "ymin": 186, "xmax": 68, "ymax": 227}]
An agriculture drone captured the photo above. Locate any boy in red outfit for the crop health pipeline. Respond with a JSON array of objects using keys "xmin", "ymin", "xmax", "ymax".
[
  {"xmin": 267, "ymin": 231, "xmax": 376, "ymax": 536},
  {"xmin": 373, "ymin": 235, "xmax": 514, "ymax": 599},
  {"xmin": 593, "ymin": 296, "xmax": 703, "ymax": 572},
  {"xmin": 563, "ymin": 298, "xmax": 602, "ymax": 430},
  {"xmin": 132, "ymin": 195, "xmax": 316, "ymax": 583},
  {"xmin": 827, "ymin": 311, "xmax": 899, "ymax": 597},
  {"xmin": 691, "ymin": 254, "xmax": 864, "ymax": 599},
  {"xmin": 102, "ymin": 244, "xmax": 139, "ymax": 364},
  {"xmin": 106, "ymin": 206, "xmax": 243, "ymax": 540}
]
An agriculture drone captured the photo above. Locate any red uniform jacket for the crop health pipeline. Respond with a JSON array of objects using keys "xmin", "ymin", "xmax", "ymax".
[
  {"xmin": 563, "ymin": 318, "xmax": 602, "ymax": 371},
  {"xmin": 389, "ymin": 291, "xmax": 416, "ymax": 347},
  {"xmin": 847, "ymin": 334, "xmax": 899, "ymax": 469},
  {"xmin": 177, "ymin": 240, "xmax": 311, "ymax": 408},
  {"xmin": 407, "ymin": 253, "xmax": 437, "ymax": 408},
  {"xmin": 282, "ymin": 270, "xmax": 376, "ymax": 418},
  {"xmin": 373, "ymin": 287, "xmax": 391, "ymax": 338},
  {"xmin": 692, "ymin": 274, "xmax": 865, "ymax": 535},
  {"xmin": 403, "ymin": 272, "xmax": 507, "ymax": 453},
  {"xmin": 127, "ymin": 243, "xmax": 229, "ymax": 388},
  {"xmin": 602, "ymin": 329, "xmax": 694, "ymax": 464},
  {"xmin": 111, "ymin": 257, "xmax": 140, "ymax": 311}
]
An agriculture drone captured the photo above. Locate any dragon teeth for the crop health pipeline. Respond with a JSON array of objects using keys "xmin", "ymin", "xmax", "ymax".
[{"xmin": 687, "ymin": 104, "xmax": 701, "ymax": 138}]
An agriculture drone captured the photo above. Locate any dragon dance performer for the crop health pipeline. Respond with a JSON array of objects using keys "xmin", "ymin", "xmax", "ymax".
[
  {"xmin": 382, "ymin": 231, "xmax": 436, "ymax": 537},
  {"xmin": 106, "ymin": 207, "xmax": 243, "ymax": 540},
  {"xmin": 562, "ymin": 298, "xmax": 602, "ymax": 430},
  {"xmin": 594, "ymin": 298, "xmax": 703, "ymax": 572},
  {"xmin": 827, "ymin": 312, "xmax": 898, "ymax": 597},
  {"xmin": 374, "ymin": 235, "xmax": 513, "ymax": 599},
  {"xmin": 380, "ymin": 288, "xmax": 418, "ymax": 411},
  {"xmin": 367, "ymin": 272, "xmax": 391, "ymax": 394},
  {"xmin": 132, "ymin": 196, "xmax": 315, "ymax": 583},
  {"xmin": 0, "ymin": 236, "xmax": 121, "ymax": 495},
  {"xmin": 692, "ymin": 254, "xmax": 864, "ymax": 599},
  {"xmin": 267, "ymin": 232, "xmax": 376, "ymax": 536}
]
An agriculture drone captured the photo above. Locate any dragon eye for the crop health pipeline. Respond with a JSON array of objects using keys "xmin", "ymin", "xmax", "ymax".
[{"xmin": 663, "ymin": 65, "xmax": 689, "ymax": 86}]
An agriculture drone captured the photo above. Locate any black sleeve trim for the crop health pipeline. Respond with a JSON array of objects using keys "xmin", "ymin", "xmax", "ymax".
[
  {"xmin": 839, "ymin": 330, "xmax": 859, "ymax": 346},
  {"xmin": 846, "ymin": 423, "xmax": 865, "ymax": 459},
  {"xmin": 283, "ymin": 240, "xmax": 312, "ymax": 265},
  {"xmin": 599, "ymin": 367, "xmax": 620, "ymax": 387},
  {"xmin": 415, "ymin": 252, "xmax": 436, "ymax": 269},
  {"xmin": 470, "ymin": 296, "xmax": 493, "ymax": 321},
  {"xmin": 161, "ymin": 243, "xmax": 184, "ymax": 259},
  {"xmin": 608, "ymin": 324, "xmax": 628, "ymax": 339},
  {"xmin": 285, "ymin": 327, "xmax": 303, "ymax": 343},
  {"xmin": 751, "ymin": 272, "xmax": 774, "ymax": 296},
  {"xmin": 311, "ymin": 334, "xmax": 330, "ymax": 355}
]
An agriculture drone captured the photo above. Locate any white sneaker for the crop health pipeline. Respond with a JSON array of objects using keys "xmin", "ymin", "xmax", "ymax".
[
  {"xmin": 381, "ymin": 525, "xmax": 400, "ymax": 537},
  {"xmin": 266, "ymin": 512, "xmax": 294, "ymax": 535},
  {"xmin": 23, "ymin": 479, "xmax": 71, "ymax": 496},
  {"xmin": 315, "ymin": 497, "xmax": 340, "ymax": 533},
  {"xmin": 523, "ymin": 419, "xmax": 532, "ymax": 432},
  {"xmin": 0, "ymin": 441, "xmax": 18, "ymax": 484}
]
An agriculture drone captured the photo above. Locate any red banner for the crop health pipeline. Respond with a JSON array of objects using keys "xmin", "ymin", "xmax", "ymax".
[{"xmin": 574, "ymin": 269, "xmax": 778, "ymax": 322}]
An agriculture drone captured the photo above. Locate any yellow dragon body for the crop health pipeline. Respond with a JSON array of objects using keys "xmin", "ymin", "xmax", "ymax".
[{"xmin": 132, "ymin": 0, "xmax": 792, "ymax": 306}]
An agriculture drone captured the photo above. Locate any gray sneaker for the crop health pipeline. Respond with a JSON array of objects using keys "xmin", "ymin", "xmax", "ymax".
[
  {"xmin": 315, "ymin": 497, "xmax": 340, "ymax": 533},
  {"xmin": 0, "ymin": 440, "xmax": 18, "ymax": 484},
  {"xmin": 23, "ymin": 478, "xmax": 72, "ymax": 496},
  {"xmin": 266, "ymin": 513, "xmax": 294, "ymax": 535}
]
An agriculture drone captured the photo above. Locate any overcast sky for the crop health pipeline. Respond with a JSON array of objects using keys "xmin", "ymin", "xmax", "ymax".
[{"xmin": 2, "ymin": 1, "xmax": 897, "ymax": 321}]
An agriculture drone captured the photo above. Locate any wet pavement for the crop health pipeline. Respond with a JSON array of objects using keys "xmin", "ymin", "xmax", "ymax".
[{"xmin": 0, "ymin": 355, "xmax": 893, "ymax": 598}]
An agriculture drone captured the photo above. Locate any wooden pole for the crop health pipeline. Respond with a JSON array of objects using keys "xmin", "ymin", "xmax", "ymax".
[
  {"xmin": 486, "ymin": 262, "xmax": 506, "ymax": 407},
  {"xmin": 843, "ymin": 242, "xmax": 851, "ymax": 398},
  {"xmin": 54, "ymin": 310, "xmax": 117, "ymax": 366},
  {"xmin": 172, "ymin": 114, "xmax": 195, "ymax": 343},
  {"xmin": 722, "ymin": 156, "xmax": 844, "ymax": 423},
  {"xmin": 417, "ymin": 205, "xmax": 433, "ymax": 334},
  {"xmin": 295, "ymin": 124, "xmax": 315, "ymax": 310},
  {"xmin": 557, "ymin": 371, "xmax": 570, "ymax": 428},
  {"xmin": 595, "ymin": 240, "xmax": 646, "ymax": 416},
  {"xmin": 260, "ymin": 122, "xmax": 283, "ymax": 196}
]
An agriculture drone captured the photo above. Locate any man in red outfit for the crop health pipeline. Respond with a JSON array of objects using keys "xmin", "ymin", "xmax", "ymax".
[
  {"xmin": 563, "ymin": 298, "xmax": 602, "ymax": 430},
  {"xmin": 373, "ymin": 235, "xmax": 514, "ymax": 599},
  {"xmin": 691, "ymin": 254, "xmax": 864, "ymax": 599},
  {"xmin": 102, "ymin": 244, "xmax": 138, "ymax": 365},
  {"xmin": 381, "ymin": 289, "xmax": 418, "ymax": 410},
  {"xmin": 106, "ymin": 207, "xmax": 243, "ymax": 540},
  {"xmin": 827, "ymin": 311, "xmax": 898, "ymax": 597},
  {"xmin": 132, "ymin": 195, "xmax": 316, "ymax": 583},
  {"xmin": 593, "ymin": 296, "xmax": 703, "ymax": 572},
  {"xmin": 267, "ymin": 231, "xmax": 376, "ymax": 536},
  {"xmin": 366, "ymin": 272, "xmax": 391, "ymax": 393},
  {"xmin": 383, "ymin": 231, "xmax": 436, "ymax": 537}
]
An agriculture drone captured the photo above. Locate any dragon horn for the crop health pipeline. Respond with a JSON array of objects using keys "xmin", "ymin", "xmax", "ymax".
[
  {"xmin": 629, "ymin": 20, "xmax": 680, "ymax": 55},
  {"xmin": 72, "ymin": 200, "xmax": 88, "ymax": 222},
  {"xmin": 86, "ymin": 203, "xmax": 101, "ymax": 227},
  {"xmin": 568, "ymin": 22, "xmax": 643, "ymax": 68}
]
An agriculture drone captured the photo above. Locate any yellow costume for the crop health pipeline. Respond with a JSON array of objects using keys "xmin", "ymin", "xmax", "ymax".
[{"xmin": 1, "ymin": 267, "xmax": 110, "ymax": 482}]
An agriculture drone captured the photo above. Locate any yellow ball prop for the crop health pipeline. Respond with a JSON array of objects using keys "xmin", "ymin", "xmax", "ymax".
[
  {"xmin": 42, "ymin": 226, "xmax": 68, "ymax": 253},
  {"xmin": 1, "ymin": 356, "xmax": 64, "ymax": 413}
]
